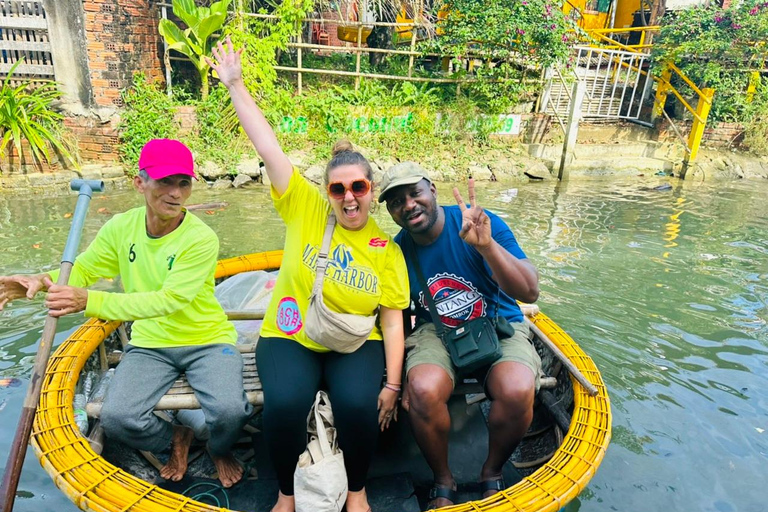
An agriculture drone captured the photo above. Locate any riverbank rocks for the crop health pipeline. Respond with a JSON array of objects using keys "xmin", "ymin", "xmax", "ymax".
[
  {"xmin": 468, "ymin": 163, "xmax": 494, "ymax": 181},
  {"xmin": 212, "ymin": 177, "xmax": 233, "ymax": 189},
  {"xmin": 236, "ymin": 158, "xmax": 261, "ymax": 178},
  {"xmin": 233, "ymin": 174, "xmax": 255, "ymax": 188},
  {"xmin": 303, "ymin": 165, "xmax": 325, "ymax": 185},
  {"xmin": 199, "ymin": 161, "xmax": 226, "ymax": 180}
]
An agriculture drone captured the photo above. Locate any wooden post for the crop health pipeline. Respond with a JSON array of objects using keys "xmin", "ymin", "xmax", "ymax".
[
  {"xmin": 681, "ymin": 87, "xmax": 714, "ymax": 179},
  {"xmin": 558, "ymin": 80, "xmax": 586, "ymax": 181},
  {"xmin": 355, "ymin": 24, "xmax": 362, "ymax": 90},
  {"xmin": 162, "ymin": 5, "xmax": 172, "ymax": 97},
  {"xmin": 297, "ymin": 20, "xmax": 303, "ymax": 95},
  {"xmin": 538, "ymin": 67, "xmax": 553, "ymax": 113},
  {"xmin": 651, "ymin": 65, "xmax": 672, "ymax": 123}
]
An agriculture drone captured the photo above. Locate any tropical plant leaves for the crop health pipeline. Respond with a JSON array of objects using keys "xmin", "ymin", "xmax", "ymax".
[
  {"xmin": 0, "ymin": 59, "xmax": 77, "ymax": 169},
  {"xmin": 160, "ymin": 0, "xmax": 231, "ymax": 98}
]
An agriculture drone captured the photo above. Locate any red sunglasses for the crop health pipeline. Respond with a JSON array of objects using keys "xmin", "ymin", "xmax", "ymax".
[{"xmin": 327, "ymin": 179, "xmax": 371, "ymax": 200}]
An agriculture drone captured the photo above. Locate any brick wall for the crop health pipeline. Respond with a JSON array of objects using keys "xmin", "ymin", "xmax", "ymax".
[
  {"xmin": 83, "ymin": 0, "xmax": 163, "ymax": 109},
  {"xmin": 64, "ymin": 115, "xmax": 121, "ymax": 163},
  {"xmin": 657, "ymin": 119, "xmax": 745, "ymax": 148}
]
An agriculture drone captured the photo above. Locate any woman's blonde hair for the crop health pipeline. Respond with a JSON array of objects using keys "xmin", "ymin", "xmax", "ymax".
[{"xmin": 324, "ymin": 139, "xmax": 373, "ymax": 185}]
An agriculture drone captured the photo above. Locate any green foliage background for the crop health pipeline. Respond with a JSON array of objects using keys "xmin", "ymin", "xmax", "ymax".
[{"xmin": 652, "ymin": 0, "xmax": 768, "ymax": 124}]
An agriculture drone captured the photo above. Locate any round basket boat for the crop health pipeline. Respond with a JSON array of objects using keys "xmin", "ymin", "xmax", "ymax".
[{"xmin": 31, "ymin": 250, "xmax": 611, "ymax": 512}]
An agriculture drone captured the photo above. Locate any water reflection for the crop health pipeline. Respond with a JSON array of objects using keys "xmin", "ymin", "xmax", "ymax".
[{"xmin": 1, "ymin": 177, "xmax": 767, "ymax": 512}]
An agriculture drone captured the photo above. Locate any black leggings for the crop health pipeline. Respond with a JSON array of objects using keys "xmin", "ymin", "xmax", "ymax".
[{"xmin": 255, "ymin": 337, "xmax": 385, "ymax": 494}]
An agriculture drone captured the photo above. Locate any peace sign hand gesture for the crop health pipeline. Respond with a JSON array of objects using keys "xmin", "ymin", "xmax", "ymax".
[{"xmin": 453, "ymin": 178, "xmax": 492, "ymax": 249}]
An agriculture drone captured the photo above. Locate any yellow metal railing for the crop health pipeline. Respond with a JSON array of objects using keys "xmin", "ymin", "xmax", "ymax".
[
  {"xmin": 582, "ymin": 26, "xmax": 715, "ymax": 175},
  {"xmin": 584, "ymin": 26, "xmax": 659, "ymax": 53}
]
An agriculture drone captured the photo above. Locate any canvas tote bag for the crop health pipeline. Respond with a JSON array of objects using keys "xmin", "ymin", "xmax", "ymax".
[
  {"xmin": 294, "ymin": 391, "xmax": 348, "ymax": 512},
  {"xmin": 305, "ymin": 214, "xmax": 377, "ymax": 353}
]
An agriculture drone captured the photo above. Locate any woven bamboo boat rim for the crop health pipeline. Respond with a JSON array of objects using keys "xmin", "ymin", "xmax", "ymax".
[{"xmin": 31, "ymin": 249, "xmax": 612, "ymax": 512}]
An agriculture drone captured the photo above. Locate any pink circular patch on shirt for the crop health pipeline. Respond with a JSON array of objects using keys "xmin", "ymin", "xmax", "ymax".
[{"xmin": 276, "ymin": 297, "xmax": 303, "ymax": 335}]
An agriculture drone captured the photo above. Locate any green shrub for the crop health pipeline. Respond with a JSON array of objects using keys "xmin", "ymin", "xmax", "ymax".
[
  {"xmin": 118, "ymin": 73, "xmax": 178, "ymax": 173},
  {"xmin": 652, "ymin": 0, "xmax": 768, "ymax": 122},
  {"xmin": 0, "ymin": 60, "xmax": 77, "ymax": 170}
]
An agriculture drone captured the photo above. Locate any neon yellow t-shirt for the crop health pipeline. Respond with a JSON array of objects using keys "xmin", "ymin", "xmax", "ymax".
[
  {"xmin": 260, "ymin": 170, "xmax": 410, "ymax": 352},
  {"xmin": 50, "ymin": 207, "xmax": 236, "ymax": 349}
]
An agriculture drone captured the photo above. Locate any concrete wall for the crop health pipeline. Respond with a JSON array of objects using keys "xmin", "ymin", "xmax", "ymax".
[
  {"xmin": 43, "ymin": 0, "xmax": 93, "ymax": 112},
  {"xmin": 33, "ymin": 0, "xmax": 165, "ymax": 169}
]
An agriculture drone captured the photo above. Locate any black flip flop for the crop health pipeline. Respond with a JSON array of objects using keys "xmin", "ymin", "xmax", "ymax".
[{"xmin": 427, "ymin": 484, "xmax": 457, "ymax": 509}]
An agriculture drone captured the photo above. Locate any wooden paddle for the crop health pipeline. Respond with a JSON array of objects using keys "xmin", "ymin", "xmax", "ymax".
[
  {"xmin": 0, "ymin": 180, "xmax": 104, "ymax": 512},
  {"xmin": 521, "ymin": 304, "xmax": 599, "ymax": 397}
]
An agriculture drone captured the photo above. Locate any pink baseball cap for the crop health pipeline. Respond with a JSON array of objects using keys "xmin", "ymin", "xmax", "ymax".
[{"xmin": 138, "ymin": 139, "xmax": 197, "ymax": 180}]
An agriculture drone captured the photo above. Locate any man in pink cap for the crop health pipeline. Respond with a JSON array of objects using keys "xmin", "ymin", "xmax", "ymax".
[{"xmin": 0, "ymin": 139, "xmax": 252, "ymax": 487}]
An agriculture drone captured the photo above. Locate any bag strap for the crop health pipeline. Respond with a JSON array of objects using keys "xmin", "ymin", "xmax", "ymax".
[
  {"xmin": 312, "ymin": 213, "xmax": 336, "ymax": 296},
  {"xmin": 404, "ymin": 235, "xmax": 445, "ymax": 337},
  {"xmin": 312, "ymin": 391, "xmax": 334, "ymax": 457}
]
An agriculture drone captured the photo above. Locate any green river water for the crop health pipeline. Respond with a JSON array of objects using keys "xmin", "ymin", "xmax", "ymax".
[{"xmin": 0, "ymin": 177, "xmax": 766, "ymax": 512}]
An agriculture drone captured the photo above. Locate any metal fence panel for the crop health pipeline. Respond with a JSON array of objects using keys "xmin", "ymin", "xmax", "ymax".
[{"xmin": 0, "ymin": 0, "xmax": 54, "ymax": 83}]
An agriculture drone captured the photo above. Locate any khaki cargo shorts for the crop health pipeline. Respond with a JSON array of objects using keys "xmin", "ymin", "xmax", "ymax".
[{"xmin": 405, "ymin": 320, "xmax": 542, "ymax": 391}]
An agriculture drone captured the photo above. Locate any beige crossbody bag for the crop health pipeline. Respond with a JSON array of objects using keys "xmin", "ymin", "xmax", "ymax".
[{"xmin": 304, "ymin": 213, "xmax": 377, "ymax": 353}]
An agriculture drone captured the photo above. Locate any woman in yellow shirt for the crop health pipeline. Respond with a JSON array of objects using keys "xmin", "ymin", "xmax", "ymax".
[{"xmin": 209, "ymin": 39, "xmax": 409, "ymax": 512}]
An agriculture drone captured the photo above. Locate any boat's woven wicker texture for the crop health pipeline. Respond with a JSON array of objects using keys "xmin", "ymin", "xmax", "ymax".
[{"xmin": 31, "ymin": 250, "xmax": 611, "ymax": 512}]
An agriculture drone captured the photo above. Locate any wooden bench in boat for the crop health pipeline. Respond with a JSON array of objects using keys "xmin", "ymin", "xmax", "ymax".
[
  {"xmin": 85, "ymin": 343, "xmax": 559, "ymax": 418},
  {"xmin": 86, "ymin": 304, "xmax": 581, "ymax": 418}
]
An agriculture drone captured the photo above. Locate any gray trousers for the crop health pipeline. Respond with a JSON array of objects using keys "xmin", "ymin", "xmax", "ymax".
[{"xmin": 100, "ymin": 343, "xmax": 253, "ymax": 455}]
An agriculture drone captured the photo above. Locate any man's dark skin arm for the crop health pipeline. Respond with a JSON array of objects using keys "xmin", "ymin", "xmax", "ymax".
[{"xmin": 452, "ymin": 180, "xmax": 539, "ymax": 303}]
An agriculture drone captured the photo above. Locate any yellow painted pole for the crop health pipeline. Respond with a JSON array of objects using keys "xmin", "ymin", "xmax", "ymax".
[
  {"xmin": 651, "ymin": 65, "xmax": 672, "ymax": 123},
  {"xmin": 746, "ymin": 71, "xmax": 760, "ymax": 103},
  {"xmin": 681, "ymin": 87, "xmax": 715, "ymax": 179}
]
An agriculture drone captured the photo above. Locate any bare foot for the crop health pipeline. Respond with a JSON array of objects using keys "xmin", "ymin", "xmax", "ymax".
[
  {"xmin": 159, "ymin": 425, "xmax": 194, "ymax": 482},
  {"xmin": 346, "ymin": 488, "xmax": 372, "ymax": 512},
  {"xmin": 211, "ymin": 452, "xmax": 244, "ymax": 488},
  {"xmin": 271, "ymin": 491, "xmax": 295, "ymax": 512}
]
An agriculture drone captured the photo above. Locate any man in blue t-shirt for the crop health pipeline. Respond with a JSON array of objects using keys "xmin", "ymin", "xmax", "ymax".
[{"xmin": 379, "ymin": 162, "xmax": 542, "ymax": 508}]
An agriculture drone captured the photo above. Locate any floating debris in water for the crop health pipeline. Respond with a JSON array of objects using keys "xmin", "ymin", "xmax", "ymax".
[
  {"xmin": 187, "ymin": 201, "xmax": 229, "ymax": 211},
  {"xmin": 498, "ymin": 189, "xmax": 518, "ymax": 203},
  {"xmin": 0, "ymin": 398, "xmax": 6, "ymax": 412},
  {"xmin": 0, "ymin": 377, "xmax": 21, "ymax": 388}
]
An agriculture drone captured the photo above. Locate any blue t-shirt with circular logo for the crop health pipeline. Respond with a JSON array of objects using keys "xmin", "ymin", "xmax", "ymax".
[{"xmin": 395, "ymin": 205, "xmax": 527, "ymax": 327}]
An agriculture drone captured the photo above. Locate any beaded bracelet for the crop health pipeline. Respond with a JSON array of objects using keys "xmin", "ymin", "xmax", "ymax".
[{"xmin": 384, "ymin": 383, "xmax": 402, "ymax": 392}]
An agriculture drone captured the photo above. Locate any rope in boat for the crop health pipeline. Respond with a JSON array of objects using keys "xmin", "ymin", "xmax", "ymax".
[{"xmin": 180, "ymin": 458, "xmax": 257, "ymax": 508}]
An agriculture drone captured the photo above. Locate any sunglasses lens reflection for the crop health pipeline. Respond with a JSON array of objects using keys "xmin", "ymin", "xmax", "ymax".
[
  {"xmin": 351, "ymin": 180, "xmax": 369, "ymax": 195},
  {"xmin": 329, "ymin": 183, "xmax": 346, "ymax": 198}
]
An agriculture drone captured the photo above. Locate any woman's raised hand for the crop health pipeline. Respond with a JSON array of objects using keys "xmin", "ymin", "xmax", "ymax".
[{"xmin": 205, "ymin": 36, "xmax": 243, "ymax": 89}]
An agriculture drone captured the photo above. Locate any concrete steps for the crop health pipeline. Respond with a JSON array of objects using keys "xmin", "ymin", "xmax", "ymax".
[{"xmin": 525, "ymin": 141, "xmax": 675, "ymax": 176}]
